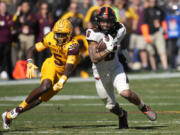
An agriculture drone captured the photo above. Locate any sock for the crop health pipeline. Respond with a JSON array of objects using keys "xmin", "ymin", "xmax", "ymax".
[
  {"xmin": 19, "ymin": 100, "xmax": 28, "ymax": 109},
  {"xmin": 110, "ymin": 103, "xmax": 124, "ymax": 118},
  {"xmin": 6, "ymin": 107, "xmax": 23, "ymax": 119},
  {"xmin": 6, "ymin": 100, "xmax": 27, "ymax": 120},
  {"xmin": 138, "ymin": 99, "xmax": 145, "ymax": 110}
]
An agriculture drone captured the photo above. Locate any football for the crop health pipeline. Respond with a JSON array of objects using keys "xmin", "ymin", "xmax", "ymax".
[{"xmin": 96, "ymin": 36, "xmax": 109, "ymax": 52}]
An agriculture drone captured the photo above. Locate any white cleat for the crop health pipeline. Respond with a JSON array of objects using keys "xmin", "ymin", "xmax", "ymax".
[{"xmin": 2, "ymin": 112, "xmax": 11, "ymax": 130}]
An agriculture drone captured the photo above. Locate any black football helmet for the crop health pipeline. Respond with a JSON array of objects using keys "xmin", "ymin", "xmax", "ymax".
[{"xmin": 96, "ymin": 7, "xmax": 117, "ymax": 35}]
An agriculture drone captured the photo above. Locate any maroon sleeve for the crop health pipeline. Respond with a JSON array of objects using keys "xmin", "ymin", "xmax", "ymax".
[{"xmin": 67, "ymin": 43, "xmax": 79, "ymax": 55}]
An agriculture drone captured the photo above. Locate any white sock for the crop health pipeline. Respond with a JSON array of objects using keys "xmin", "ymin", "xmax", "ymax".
[{"xmin": 9, "ymin": 108, "xmax": 19, "ymax": 119}]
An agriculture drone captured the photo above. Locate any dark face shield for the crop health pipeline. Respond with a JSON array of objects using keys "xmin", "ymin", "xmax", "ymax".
[{"xmin": 54, "ymin": 33, "xmax": 68, "ymax": 45}]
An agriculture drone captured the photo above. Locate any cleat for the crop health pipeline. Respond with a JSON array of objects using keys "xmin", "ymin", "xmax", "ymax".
[
  {"xmin": 2, "ymin": 112, "xmax": 11, "ymax": 130},
  {"xmin": 119, "ymin": 110, "xmax": 128, "ymax": 129},
  {"xmin": 141, "ymin": 105, "xmax": 157, "ymax": 121}
]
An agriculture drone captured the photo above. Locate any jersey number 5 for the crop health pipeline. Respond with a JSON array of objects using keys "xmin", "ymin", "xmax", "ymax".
[{"xmin": 54, "ymin": 53, "xmax": 63, "ymax": 66}]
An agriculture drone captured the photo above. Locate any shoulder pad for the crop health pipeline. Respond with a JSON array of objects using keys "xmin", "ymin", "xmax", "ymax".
[
  {"xmin": 42, "ymin": 32, "xmax": 54, "ymax": 46},
  {"xmin": 43, "ymin": 32, "xmax": 53, "ymax": 41},
  {"xmin": 86, "ymin": 29, "xmax": 104, "ymax": 42},
  {"xmin": 67, "ymin": 41, "xmax": 79, "ymax": 55}
]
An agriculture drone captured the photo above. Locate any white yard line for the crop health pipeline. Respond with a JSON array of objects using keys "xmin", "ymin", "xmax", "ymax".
[
  {"xmin": 0, "ymin": 95, "xmax": 179, "ymax": 102},
  {"xmin": 0, "ymin": 102, "xmax": 180, "ymax": 107},
  {"xmin": 13, "ymin": 120, "xmax": 180, "ymax": 124},
  {"xmin": 0, "ymin": 72, "xmax": 180, "ymax": 86},
  {"xmin": 1, "ymin": 130, "xmax": 180, "ymax": 134}
]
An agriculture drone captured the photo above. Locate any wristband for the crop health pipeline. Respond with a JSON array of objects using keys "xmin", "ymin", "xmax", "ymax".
[
  {"xmin": 59, "ymin": 75, "xmax": 68, "ymax": 84},
  {"xmin": 27, "ymin": 59, "xmax": 32, "ymax": 63}
]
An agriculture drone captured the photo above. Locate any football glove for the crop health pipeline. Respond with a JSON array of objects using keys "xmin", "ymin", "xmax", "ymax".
[
  {"xmin": 103, "ymin": 34, "xmax": 114, "ymax": 52},
  {"xmin": 53, "ymin": 75, "xmax": 67, "ymax": 91},
  {"xmin": 26, "ymin": 59, "xmax": 38, "ymax": 79}
]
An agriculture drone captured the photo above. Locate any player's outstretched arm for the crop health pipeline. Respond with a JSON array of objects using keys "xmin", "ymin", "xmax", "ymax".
[
  {"xmin": 53, "ymin": 64, "xmax": 74, "ymax": 91},
  {"xmin": 26, "ymin": 41, "xmax": 47, "ymax": 79},
  {"xmin": 53, "ymin": 42, "xmax": 79, "ymax": 92}
]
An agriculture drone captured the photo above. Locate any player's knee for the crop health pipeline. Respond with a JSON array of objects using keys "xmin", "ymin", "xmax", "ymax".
[
  {"xmin": 40, "ymin": 80, "xmax": 52, "ymax": 93},
  {"xmin": 120, "ymin": 89, "xmax": 131, "ymax": 99},
  {"xmin": 40, "ymin": 85, "xmax": 50, "ymax": 94}
]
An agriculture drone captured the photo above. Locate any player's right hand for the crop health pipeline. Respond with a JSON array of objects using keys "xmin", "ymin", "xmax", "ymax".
[
  {"xmin": 53, "ymin": 81, "xmax": 63, "ymax": 91},
  {"xmin": 26, "ymin": 62, "xmax": 38, "ymax": 79},
  {"xmin": 53, "ymin": 75, "xmax": 67, "ymax": 92},
  {"xmin": 103, "ymin": 34, "xmax": 114, "ymax": 52}
]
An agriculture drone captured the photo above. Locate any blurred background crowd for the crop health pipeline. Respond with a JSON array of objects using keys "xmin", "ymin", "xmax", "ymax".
[{"xmin": 0, "ymin": 0, "xmax": 180, "ymax": 80}]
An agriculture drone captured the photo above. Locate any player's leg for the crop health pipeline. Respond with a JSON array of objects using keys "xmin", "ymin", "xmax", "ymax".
[
  {"xmin": 21, "ymin": 99, "xmax": 42, "ymax": 113},
  {"xmin": 113, "ymin": 72, "xmax": 157, "ymax": 121},
  {"xmin": 2, "ymin": 79, "xmax": 52, "ymax": 129},
  {"xmin": 2, "ymin": 58, "xmax": 56, "ymax": 129},
  {"xmin": 25, "ymin": 79, "xmax": 52, "ymax": 104},
  {"xmin": 95, "ymin": 78, "xmax": 128, "ymax": 129}
]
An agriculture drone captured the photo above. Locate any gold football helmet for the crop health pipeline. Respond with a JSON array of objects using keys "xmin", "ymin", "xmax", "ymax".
[{"xmin": 52, "ymin": 19, "xmax": 72, "ymax": 45}]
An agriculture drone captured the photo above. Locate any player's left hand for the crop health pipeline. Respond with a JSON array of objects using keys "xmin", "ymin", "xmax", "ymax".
[
  {"xmin": 26, "ymin": 61, "xmax": 38, "ymax": 79},
  {"xmin": 53, "ymin": 75, "xmax": 67, "ymax": 91}
]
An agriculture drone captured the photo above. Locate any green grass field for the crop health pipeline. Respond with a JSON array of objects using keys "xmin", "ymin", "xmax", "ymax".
[{"xmin": 0, "ymin": 77, "xmax": 180, "ymax": 135}]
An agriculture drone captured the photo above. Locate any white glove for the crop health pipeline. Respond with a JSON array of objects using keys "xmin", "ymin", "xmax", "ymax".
[
  {"xmin": 121, "ymin": 49, "xmax": 132, "ymax": 63},
  {"xmin": 103, "ymin": 34, "xmax": 114, "ymax": 52}
]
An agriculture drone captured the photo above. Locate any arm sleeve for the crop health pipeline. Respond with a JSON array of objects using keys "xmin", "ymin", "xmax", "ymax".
[
  {"xmin": 66, "ymin": 55, "xmax": 77, "ymax": 65},
  {"xmin": 66, "ymin": 43, "xmax": 79, "ymax": 64},
  {"xmin": 35, "ymin": 42, "xmax": 47, "ymax": 52}
]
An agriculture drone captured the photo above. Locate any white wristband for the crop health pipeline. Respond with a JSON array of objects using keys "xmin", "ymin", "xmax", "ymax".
[
  {"xmin": 59, "ymin": 78, "xmax": 65, "ymax": 84},
  {"xmin": 27, "ymin": 59, "xmax": 32, "ymax": 63}
]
